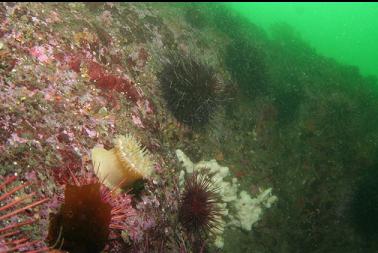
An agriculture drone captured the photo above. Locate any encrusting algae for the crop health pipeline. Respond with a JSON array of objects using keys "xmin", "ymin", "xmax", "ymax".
[{"xmin": 91, "ymin": 134, "xmax": 154, "ymax": 189}]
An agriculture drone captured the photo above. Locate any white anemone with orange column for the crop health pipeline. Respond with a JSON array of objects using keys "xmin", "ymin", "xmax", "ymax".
[{"xmin": 91, "ymin": 134, "xmax": 154, "ymax": 189}]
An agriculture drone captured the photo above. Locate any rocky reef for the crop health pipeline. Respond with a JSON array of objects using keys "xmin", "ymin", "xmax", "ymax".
[{"xmin": 1, "ymin": 2, "xmax": 378, "ymax": 253}]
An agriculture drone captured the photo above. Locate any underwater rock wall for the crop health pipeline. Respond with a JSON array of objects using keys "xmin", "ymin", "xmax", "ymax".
[{"xmin": 1, "ymin": 2, "xmax": 378, "ymax": 253}]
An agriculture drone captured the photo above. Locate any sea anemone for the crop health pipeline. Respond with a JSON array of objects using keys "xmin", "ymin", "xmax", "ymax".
[
  {"xmin": 0, "ymin": 174, "xmax": 49, "ymax": 253},
  {"xmin": 47, "ymin": 169, "xmax": 136, "ymax": 253},
  {"xmin": 179, "ymin": 172, "xmax": 223, "ymax": 241},
  {"xmin": 158, "ymin": 52, "xmax": 222, "ymax": 128},
  {"xmin": 91, "ymin": 134, "xmax": 154, "ymax": 189}
]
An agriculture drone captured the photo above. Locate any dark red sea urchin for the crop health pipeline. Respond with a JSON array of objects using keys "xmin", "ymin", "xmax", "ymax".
[
  {"xmin": 0, "ymin": 175, "xmax": 49, "ymax": 253},
  {"xmin": 46, "ymin": 169, "xmax": 136, "ymax": 253},
  {"xmin": 179, "ymin": 172, "xmax": 223, "ymax": 241}
]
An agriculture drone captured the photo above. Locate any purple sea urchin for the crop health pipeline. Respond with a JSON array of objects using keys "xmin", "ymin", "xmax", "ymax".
[
  {"xmin": 179, "ymin": 172, "xmax": 223, "ymax": 240},
  {"xmin": 0, "ymin": 175, "xmax": 49, "ymax": 253},
  {"xmin": 159, "ymin": 52, "xmax": 222, "ymax": 128}
]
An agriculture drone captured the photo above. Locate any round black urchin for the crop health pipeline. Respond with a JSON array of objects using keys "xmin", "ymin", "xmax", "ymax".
[
  {"xmin": 159, "ymin": 53, "xmax": 221, "ymax": 128},
  {"xmin": 179, "ymin": 172, "xmax": 223, "ymax": 239}
]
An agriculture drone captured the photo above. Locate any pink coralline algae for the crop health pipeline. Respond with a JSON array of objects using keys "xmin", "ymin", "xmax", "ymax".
[
  {"xmin": 7, "ymin": 133, "xmax": 29, "ymax": 146},
  {"xmin": 0, "ymin": 174, "xmax": 49, "ymax": 253},
  {"xmin": 29, "ymin": 45, "xmax": 53, "ymax": 63},
  {"xmin": 137, "ymin": 99, "xmax": 154, "ymax": 115},
  {"xmin": 132, "ymin": 114, "xmax": 145, "ymax": 128},
  {"xmin": 128, "ymin": 194, "xmax": 160, "ymax": 243}
]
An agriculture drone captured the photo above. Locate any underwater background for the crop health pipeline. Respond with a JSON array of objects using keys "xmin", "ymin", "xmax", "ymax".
[
  {"xmin": 228, "ymin": 2, "xmax": 378, "ymax": 78},
  {"xmin": 1, "ymin": 2, "xmax": 378, "ymax": 253}
]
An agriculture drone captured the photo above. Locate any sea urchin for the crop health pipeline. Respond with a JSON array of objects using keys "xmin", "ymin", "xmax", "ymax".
[
  {"xmin": 159, "ymin": 52, "xmax": 222, "ymax": 128},
  {"xmin": 0, "ymin": 174, "xmax": 49, "ymax": 253},
  {"xmin": 179, "ymin": 172, "xmax": 223, "ymax": 240},
  {"xmin": 47, "ymin": 169, "xmax": 136, "ymax": 253}
]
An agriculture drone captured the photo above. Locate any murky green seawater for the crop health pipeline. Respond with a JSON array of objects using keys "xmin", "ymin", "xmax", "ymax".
[{"xmin": 228, "ymin": 2, "xmax": 378, "ymax": 79}]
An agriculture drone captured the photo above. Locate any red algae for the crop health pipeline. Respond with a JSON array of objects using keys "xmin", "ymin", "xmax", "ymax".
[
  {"xmin": 55, "ymin": 51, "xmax": 143, "ymax": 103},
  {"xmin": 85, "ymin": 60, "xmax": 142, "ymax": 103}
]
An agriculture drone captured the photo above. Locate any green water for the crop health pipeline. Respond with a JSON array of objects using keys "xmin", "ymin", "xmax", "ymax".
[{"xmin": 227, "ymin": 2, "xmax": 378, "ymax": 78}]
